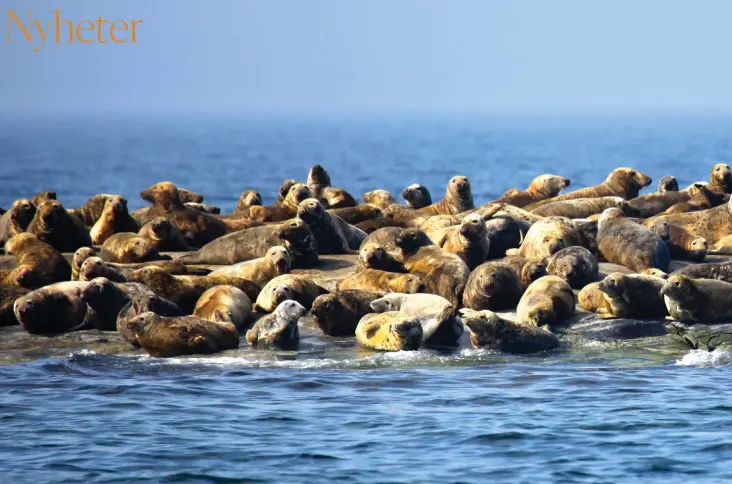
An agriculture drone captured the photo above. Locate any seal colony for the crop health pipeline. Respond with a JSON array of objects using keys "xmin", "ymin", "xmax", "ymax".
[{"xmin": 3, "ymin": 163, "xmax": 732, "ymax": 357}]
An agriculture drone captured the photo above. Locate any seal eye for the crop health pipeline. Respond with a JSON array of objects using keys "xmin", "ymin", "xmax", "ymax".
[{"xmin": 675, "ymin": 281, "xmax": 681, "ymax": 287}]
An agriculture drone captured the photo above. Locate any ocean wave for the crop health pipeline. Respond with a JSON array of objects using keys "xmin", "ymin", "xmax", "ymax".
[{"xmin": 675, "ymin": 349, "xmax": 732, "ymax": 367}]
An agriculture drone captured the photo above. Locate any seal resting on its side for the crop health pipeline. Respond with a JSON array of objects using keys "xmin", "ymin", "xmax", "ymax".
[
  {"xmin": 595, "ymin": 272, "xmax": 667, "ymax": 319},
  {"xmin": 245, "ymin": 300, "xmax": 307, "ymax": 350},
  {"xmin": 531, "ymin": 196, "xmax": 637, "ymax": 219},
  {"xmin": 661, "ymin": 274, "xmax": 732, "ymax": 323},
  {"xmin": 361, "ymin": 190, "xmax": 397, "ymax": 209},
  {"xmin": 78, "ymin": 256, "xmax": 128, "ymax": 283},
  {"xmin": 116, "ymin": 294, "xmax": 183, "ymax": 348},
  {"xmin": 310, "ymin": 290, "xmax": 383, "ymax": 337},
  {"xmin": 253, "ymin": 274, "xmax": 328, "ymax": 313},
  {"xmin": 337, "ymin": 270, "xmax": 425, "ymax": 294},
  {"xmin": 2, "ymin": 233, "xmax": 71, "ymax": 287},
  {"xmin": 355, "ymin": 312, "xmax": 423, "ymax": 351},
  {"xmin": 493, "ymin": 174, "xmax": 570, "ymax": 208},
  {"xmin": 597, "ymin": 208, "xmax": 670, "ymax": 272},
  {"xmin": 127, "ymin": 312, "xmax": 239, "ymax": 357},
  {"xmin": 642, "ymin": 194, "xmax": 732, "ymax": 245},
  {"xmin": 650, "ymin": 221, "xmax": 708, "ymax": 262},
  {"xmin": 208, "ymin": 246, "xmax": 292, "ymax": 287},
  {"xmin": 0, "ymin": 199, "xmax": 35, "ymax": 244},
  {"xmin": 459, "ymin": 308, "xmax": 560, "ymax": 354},
  {"xmin": 193, "ymin": 285, "xmax": 253, "ymax": 329},
  {"xmin": 516, "ymin": 275, "xmax": 575, "ymax": 328},
  {"xmin": 100, "ymin": 233, "xmax": 168, "ymax": 263}
]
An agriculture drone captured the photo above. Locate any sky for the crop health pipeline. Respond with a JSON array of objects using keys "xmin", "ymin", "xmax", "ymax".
[{"xmin": 3, "ymin": 0, "xmax": 732, "ymax": 115}]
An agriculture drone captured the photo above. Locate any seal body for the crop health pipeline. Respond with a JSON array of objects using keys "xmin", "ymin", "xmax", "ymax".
[
  {"xmin": 355, "ymin": 312, "xmax": 423, "ymax": 351},
  {"xmin": 89, "ymin": 196, "xmax": 139, "ymax": 245},
  {"xmin": 651, "ymin": 221, "xmax": 708, "ymax": 262},
  {"xmin": 69, "ymin": 194, "xmax": 114, "ymax": 226},
  {"xmin": 460, "ymin": 308, "xmax": 560, "ymax": 354},
  {"xmin": 463, "ymin": 262, "xmax": 524, "ymax": 311},
  {"xmin": 532, "ymin": 196, "xmax": 636, "ymax": 219},
  {"xmin": 80, "ymin": 278, "xmax": 153, "ymax": 331},
  {"xmin": 505, "ymin": 217, "xmax": 582, "ymax": 260},
  {"xmin": 246, "ymin": 300, "xmax": 307, "ymax": 350},
  {"xmin": 208, "ymin": 246, "xmax": 292, "ymax": 287},
  {"xmin": 501, "ymin": 256, "xmax": 548, "ymax": 288},
  {"xmin": 416, "ymin": 176, "xmax": 474, "ymax": 215},
  {"xmin": 138, "ymin": 216, "xmax": 191, "ymax": 251},
  {"xmin": 193, "ymin": 285, "xmax": 253, "ymax": 329},
  {"xmin": 13, "ymin": 281, "xmax": 89, "ymax": 334},
  {"xmin": 311, "ymin": 290, "xmax": 383, "ymax": 337},
  {"xmin": 307, "ymin": 164, "xmax": 358, "ymax": 209},
  {"xmin": 100, "ymin": 233, "xmax": 167, "ymax": 263},
  {"xmin": 516, "ymin": 275, "xmax": 575, "ymax": 328},
  {"xmin": 27, "ymin": 200, "xmax": 92, "ymax": 252},
  {"xmin": 127, "ymin": 312, "xmax": 239, "ymax": 357},
  {"xmin": 578, "ymin": 282, "xmax": 613, "ymax": 314},
  {"xmin": 247, "ymin": 183, "xmax": 312, "ymax": 222},
  {"xmin": 0, "ymin": 199, "xmax": 35, "ymax": 244},
  {"xmin": 426, "ymin": 213, "xmax": 490, "ymax": 270},
  {"xmin": 0, "ymin": 285, "xmax": 31, "ymax": 326},
  {"xmin": 626, "ymin": 184, "xmax": 699, "ymax": 218},
  {"xmin": 116, "ymin": 294, "xmax": 183, "ymax": 348},
  {"xmin": 597, "ymin": 208, "xmax": 670, "ymax": 272},
  {"xmin": 78, "ymin": 256, "xmax": 128, "ymax": 283},
  {"xmin": 662, "ymin": 274, "xmax": 732, "ymax": 323},
  {"xmin": 401, "ymin": 184, "xmax": 432, "ymax": 209},
  {"xmin": 329, "ymin": 205, "xmax": 383, "ymax": 225},
  {"xmin": 3, "ymin": 233, "xmax": 71, "ymax": 287},
  {"xmin": 493, "ymin": 174, "xmax": 570, "ymax": 208},
  {"xmin": 337, "ymin": 270, "xmax": 424, "ymax": 294},
  {"xmin": 596, "ymin": 272, "xmax": 667, "ymax": 319},
  {"xmin": 254, "ymin": 274, "xmax": 328, "ymax": 313},
  {"xmin": 545, "ymin": 246, "xmax": 599, "ymax": 289},
  {"xmin": 642, "ymin": 196, "xmax": 732, "ymax": 245},
  {"xmin": 361, "ymin": 190, "xmax": 397, "ymax": 209},
  {"xmin": 231, "ymin": 190, "xmax": 262, "ymax": 216},
  {"xmin": 297, "ymin": 198, "xmax": 365, "ymax": 253}
]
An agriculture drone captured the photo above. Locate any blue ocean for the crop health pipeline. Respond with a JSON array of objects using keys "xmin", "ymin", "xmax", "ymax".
[{"xmin": 1, "ymin": 114, "xmax": 732, "ymax": 483}]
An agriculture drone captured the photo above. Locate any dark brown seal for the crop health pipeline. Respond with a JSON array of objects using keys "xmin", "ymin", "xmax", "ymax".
[
  {"xmin": 30, "ymin": 190, "xmax": 56, "ymax": 207},
  {"xmin": 651, "ymin": 221, "xmax": 708, "ymax": 262},
  {"xmin": 707, "ymin": 163, "xmax": 732, "ymax": 196},
  {"xmin": 69, "ymin": 194, "xmax": 114, "ymax": 226},
  {"xmin": 658, "ymin": 176, "xmax": 679, "ymax": 193},
  {"xmin": 311, "ymin": 290, "xmax": 384, "ymax": 337},
  {"xmin": 2, "ymin": 233, "xmax": 70, "ymax": 287},
  {"xmin": 0, "ymin": 199, "xmax": 35, "ymax": 244},
  {"xmin": 297, "ymin": 198, "xmax": 366, "ymax": 253},
  {"xmin": 627, "ymin": 183, "xmax": 701, "ymax": 218},
  {"xmin": 596, "ymin": 272, "xmax": 667, "ymax": 319},
  {"xmin": 401, "ymin": 184, "xmax": 433, "ymax": 209},
  {"xmin": 116, "ymin": 294, "xmax": 183, "ymax": 348},
  {"xmin": 80, "ymin": 277, "xmax": 154, "ymax": 331},
  {"xmin": 138, "ymin": 216, "xmax": 192, "ymax": 251},
  {"xmin": 545, "ymin": 246, "xmax": 599, "ymax": 289},
  {"xmin": 463, "ymin": 261, "xmax": 524, "ymax": 311},
  {"xmin": 26, "ymin": 200, "xmax": 92, "ymax": 252},
  {"xmin": 0, "ymin": 285, "xmax": 31, "ymax": 326},
  {"xmin": 516, "ymin": 275, "xmax": 575, "ymax": 328},
  {"xmin": 13, "ymin": 281, "xmax": 89, "ymax": 334},
  {"xmin": 307, "ymin": 164, "xmax": 358, "ymax": 209}
]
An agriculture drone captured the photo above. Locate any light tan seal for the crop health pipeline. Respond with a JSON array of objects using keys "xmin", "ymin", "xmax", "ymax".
[
  {"xmin": 578, "ymin": 282, "xmax": 613, "ymax": 314},
  {"xmin": 208, "ymin": 246, "xmax": 292, "ymax": 287},
  {"xmin": 126, "ymin": 312, "xmax": 239, "ymax": 357},
  {"xmin": 355, "ymin": 312, "xmax": 423, "ymax": 351},
  {"xmin": 337, "ymin": 270, "xmax": 425, "ymax": 294},
  {"xmin": 100, "ymin": 233, "xmax": 167, "ymax": 263},
  {"xmin": 597, "ymin": 208, "xmax": 670, "ymax": 272},
  {"xmin": 231, "ymin": 190, "xmax": 263, "ymax": 216},
  {"xmin": 2, "ymin": 233, "xmax": 71, "ymax": 287},
  {"xmin": 661, "ymin": 273, "xmax": 732, "ymax": 322},
  {"xmin": 494, "ymin": 174, "xmax": 570, "ymax": 208},
  {"xmin": 526, "ymin": 168, "xmax": 653, "ymax": 210},
  {"xmin": 71, "ymin": 247, "xmax": 96, "ymax": 281},
  {"xmin": 193, "ymin": 285, "xmax": 253, "ymax": 329},
  {"xmin": 505, "ymin": 217, "xmax": 582, "ymax": 260},
  {"xmin": 416, "ymin": 176, "xmax": 474, "ymax": 215},
  {"xmin": 516, "ymin": 275, "xmax": 575, "ymax": 328},
  {"xmin": 531, "ymin": 196, "xmax": 638, "ymax": 218},
  {"xmin": 642, "ymin": 195, "xmax": 732, "ymax": 245},
  {"xmin": 329, "ymin": 205, "xmax": 383, "ymax": 225},
  {"xmin": 361, "ymin": 190, "xmax": 397, "ymax": 209},
  {"xmin": 78, "ymin": 256, "xmax": 128, "ymax": 283},
  {"xmin": 459, "ymin": 308, "xmax": 560, "ymax": 353},
  {"xmin": 663, "ymin": 183, "xmax": 726, "ymax": 214},
  {"xmin": 245, "ymin": 300, "xmax": 307, "ymax": 350},
  {"xmin": 425, "ymin": 213, "xmax": 490, "ymax": 270},
  {"xmin": 595, "ymin": 272, "xmax": 667, "ymax": 319},
  {"xmin": 90, "ymin": 196, "xmax": 140, "ymax": 245},
  {"xmin": 253, "ymin": 274, "xmax": 328, "ymax": 313},
  {"xmin": 650, "ymin": 221, "xmax": 708, "ymax": 262}
]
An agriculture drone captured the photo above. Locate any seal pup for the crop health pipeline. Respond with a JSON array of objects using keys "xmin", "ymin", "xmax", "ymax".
[
  {"xmin": 78, "ymin": 256, "xmax": 128, "ymax": 283},
  {"xmin": 138, "ymin": 216, "xmax": 192, "ymax": 252},
  {"xmin": 137, "ymin": 181, "xmax": 226, "ymax": 246},
  {"xmin": 463, "ymin": 262, "xmax": 525, "ymax": 311},
  {"xmin": 100, "ymin": 233, "xmax": 167, "ymax": 263},
  {"xmin": 516, "ymin": 275, "xmax": 575, "ymax": 328},
  {"xmin": 426, "ymin": 213, "xmax": 490, "ymax": 270},
  {"xmin": 494, "ymin": 174, "xmax": 570, "ymax": 208},
  {"xmin": 245, "ymin": 300, "xmax": 307, "ymax": 350},
  {"xmin": 370, "ymin": 293, "xmax": 463, "ymax": 347},
  {"xmin": 2, "ymin": 233, "xmax": 71, "ymax": 287},
  {"xmin": 642, "ymin": 194, "xmax": 732, "ymax": 245},
  {"xmin": 208, "ymin": 246, "xmax": 292, "ymax": 287},
  {"xmin": 247, "ymin": 183, "xmax": 312, "ymax": 222},
  {"xmin": 310, "ymin": 290, "xmax": 383, "ymax": 337},
  {"xmin": 416, "ymin": 176, "xmax": 474, "ymax": 215},
  {"xmin": 545, "ymin": 246, "xmax": 599, "ymax": 289},
  {"xmin": 297, "ymin": 198, "xmax": 366, "ymax": 253},
  {"xmin": 401, "ymin": 184, "xmax": 432, "ymax": 209},
  {"xmin": 597, "ymin": 208, "xmax": 670, "ymax": 272},
  {"xmin": 26, "ymin": 200, "xmax": 92, "ymax": 252},
  {"xmin": 307, "ymin": 164, "xmax": 358, "ymax": 209},
  {"xmin": 394, "ymin": 228, "xmax": 471, "ymax": 307},
  {"xmin": 116, "ymin": 295, "xmax": 183, "ymax": 348},
  {"xmin": 361, "ymin": 190, "xmax": 397, "ymax": 209},
  {"xmin": 505, "ymin": 217, "xmax": 583, "ymax": 261},
  {"xmin": 125, "ymin": 266, "xmax": 261, "ymax": 314},
  {"xmin": 13, "ymin": 281, "xmax": 89, "ymax": 334},
  {"xmin": 355, "ymin": 312, "xmax": 423, "ymax": 351},
  {"xmin": 595, "ymin": 272, "xmax": 667, "ymax": 319},
  {"xmin": 658, "ymin": 176, "xmax": 679, "ymax": 193},
  {"xmin": 661, "ymin": 274, "xmax": 732, "ymax": 322},
  {"xmin": 126, "ymin": 312, "xmax": 239, "ymax": 357},
  {"xmin": 650, "ymin": 221, "xmax": 707, "ymax": 262},
  {"xmin": 459, "ymin": 308, "xmax": 560, "ymax": 354},
  {"xmin": 0, "ymin": 199, "xmax": 35, "ymax": 244},
  {"xmin": 525, "ymin": 168, "xmax": 652, "ymax": 210},
  {"xmin": 176, "ymin": 219, "xmax": 317, "ymax": 268},
  {"xmin": 193, "ymin": 285, "xmax": 253, "ymax": 329},
  {"xmin": 90, "ymin": 196, "xmax": 140, "ymax": 245},
  {"xmin": 254, "ymin": 274, "xmax": 328, "ymax": 313},
  {"xmin": 337, "ymin": 270, "xmax": 425, "ymax": 294}
]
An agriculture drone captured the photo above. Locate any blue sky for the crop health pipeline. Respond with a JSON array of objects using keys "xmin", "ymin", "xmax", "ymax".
[{"xmin": 3, "ymin": 0, "xmax": 732, "ymax": 114}]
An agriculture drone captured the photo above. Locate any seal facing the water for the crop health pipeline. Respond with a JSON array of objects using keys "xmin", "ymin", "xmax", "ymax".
[
  {"xmin": 459, "ymin": 308, "xmax": 560, "ymax": 354},
  {"xmin": 355, "ymin": 312, "xmax": 423, "ymax": 351},
  {"xmin": 516, "ymin": 275, "xmax": 575, "ymax": 328},
  {"xmin": 661, "ymin": 274, "xmax": 732, "ymax": 323},
  {"xmin": 245, "ymin": 300, "xmax": 307, "ymax": 350}
]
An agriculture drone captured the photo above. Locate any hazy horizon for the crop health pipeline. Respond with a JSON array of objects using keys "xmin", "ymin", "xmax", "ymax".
[{"xmin": 4, "ymin": 0, "xmax": 732, "ymax": 115}]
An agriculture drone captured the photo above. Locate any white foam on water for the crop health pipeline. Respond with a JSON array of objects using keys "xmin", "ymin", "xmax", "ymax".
[{"xmin": 675, "ymin": 349, "xmax": 732, "ymax": 368}]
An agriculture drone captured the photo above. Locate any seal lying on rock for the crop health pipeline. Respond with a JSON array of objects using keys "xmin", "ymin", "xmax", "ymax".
[
  {"xmin": 127, "ymin": 312, "xmax": 239, "ymax": 357},
  {"xmin": 459, "ymin": 308, "xmax": 560, "ymax": 354},
  {"xmin": 402, "ymin": 184, "xmax": 432, "ymax": 209},
  {"xmin": 193, "ymin": 285, "xmax": 253, "ymax": 329},
  {"xmin": 661, "ymin": 274, "xmax": 732, "ymax": 323},
  {"xmin": 307, "ymin": 164, "xmax": 358, "ymax": 209},
  {"xmin": 337, "ymin": 270, "xmax": 424, "ymax": 294},
  {"xmin": 90, "ymin": 196, "xmax": 140, "ymax": 245},
  {"xmin": 506, "ymin": 217, "xmax": 582, "ymax": 261},
  {"xmin": 493, "ymin": 174, "xmax": 570, "ymax": 208},
  {"xmin": 2, "ymin": 233, "xmax": 71, "ymax": 287},
  {"xmin": 254, "ymin": 274, "xmax": 328, "ymax": 313},
  {"xmin": 501, "ymin": 256, "xmax": 548, "ymax": 288},
  {"xmin": 13, "ymin": 281, "xmax": 89, "ymax": 334},
  {"xmin": 138, "ymin": 217, "xmax": 192, "ymax": 252},
  {"xmin": 311, "ymin": 290, "xmax": 383, "ymax": 337},
  {"xmin": 463, "ymin": 262, "xmax": 525, "ymax": 311},
  {"xmin": 650, "ymin": 221, "xmax": 708, "ymax": 262},
  {"xmin": 245, "ymin": 300, "xmax": 307, "ymax": 350},
  {"xmin": 176, "ymin": 219, "xmax": 317, "ymax": 268},
  {"xmin": 525, "ymin": 168, "xmax": 652, "ymax": 210},
  {"xmin": 297, "ymin": 198, "xmax": 366, "ymax": 253},
  {"xmin": 626, "ymin": 183, "xmax": 702, "ymax": 218},
  {"xmin": 578, "ymin": 282, "xmax": 612, "ymax": 314},
  {"xmin": 116, "ymin": 294, "xmax": 183, "ymax": 348},
  {"xmin": 425, "ymin": 213, "xmax": 490, "ymax": 270},
  {"xmin": 208, "ymin": 246, "xmax": 292, "ymax": 287},
  {"xmin": 247, "ymin": 183, "xmax": 312, "ymax": 223},
  {"xmin": 79, "ymin": 278, "xmax": 153, "ymax": 331},
  {"xmin": 361, "ymin": 190, "xmax": 397, "ymax": 209},
  {"xmin": 516, "ymin": 275, "xmax": 575, "ymax": 328},
  {"xmin": 78, "ymin": 256, "xmax": 128, "ymax": 283},
  {"xmin": 27, "ymin": 200, "xmax": 92, "ymax": 252},
  {"xmin": 595, "ymin": 273, "xmax": 667, "ymax": 319},
  {"xmin": 642, "ymin": 195, "xmax": 732, "ymax": 245},
  {"xmin": 545, "ymin": 246, "xmax": 598, "ymax": 289},
  {"xmin": 355, "ymin": 312, "xmax": 423, "ymax": 351},
  {"xmin": 357, "ymin": 227, "xmax": 418, "ymax": 272},
  {"xmin": 0, "ymin": 285, "xmax": 31, "ymax": 326},
  {"xmin": 100, "ymin": 233, "xmax": 168, "ymax": 264},
  {"xmin": 369, "ymin": 293, "xmax": 463, "ymax": 347},
  {"xmin": 329, "ymin": 205, "xmax": 383, "ymax": 225},
  {"xmin": 531, "ymin": 196, "xmax": 637, "ymax": 219},
  {"xmin": 416, "ymin": 176, "xmax": 474, "ymax": 215},
  {"xmin": 0, "ymin": 199, "xmax": 35, "ymax": 244},
  {"xmin": 597, "ymin": 208, "xmax": 670, "ymax": 272}
]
